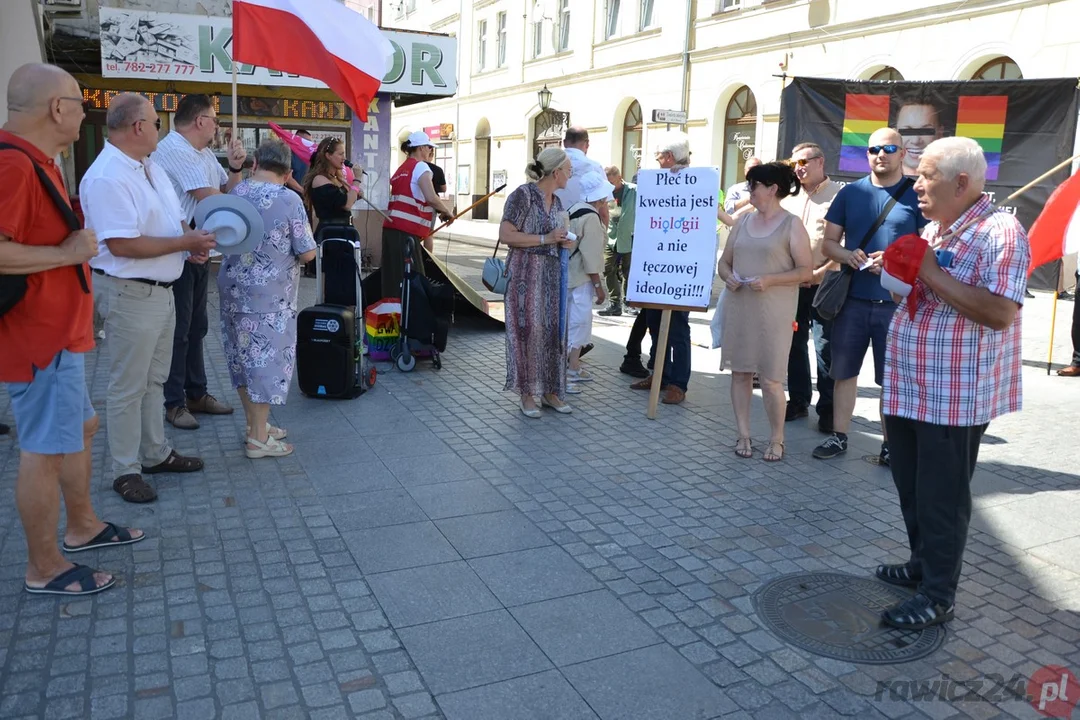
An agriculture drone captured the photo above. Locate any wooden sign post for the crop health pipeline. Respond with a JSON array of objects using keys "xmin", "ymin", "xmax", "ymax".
[{"xmin": 625, "ymin": 166, "xmax": 721, "ymax": 419}]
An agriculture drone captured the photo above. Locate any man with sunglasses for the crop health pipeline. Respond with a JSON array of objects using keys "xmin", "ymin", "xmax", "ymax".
[
  {"xmin": 152, "ymin": 94, "xmax": 247, "ymax": 431},
  {"xmin": 814, "ymin": 128, "xmax": 926, "ymax": 465},
  {"xmin": 81, "ymin": 93, "xmax": 217, "ymax": 504},
  {"xmin": 780, "ymin": 143, "xmax": 840, "ymax": 431}
]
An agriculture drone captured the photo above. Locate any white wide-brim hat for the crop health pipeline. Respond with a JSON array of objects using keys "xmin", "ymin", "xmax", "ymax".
[
  {"xmin": 193, "ymin": 194, "xmax": 265, "ymax": 257},
  {"xmin": 580, "ymin": 170, "xmax": 615, "ymax": 203}
]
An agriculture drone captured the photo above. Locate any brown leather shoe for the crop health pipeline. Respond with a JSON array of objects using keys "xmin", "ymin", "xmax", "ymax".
[
  {"xmin": 1058, "ymin": 365, "xmax": 1080, "ymax": 377},
  {"xmin": 630, "ymin": 375, "xmax": 654, "ymax": 390},
  {"xmin": 662, "ymin": 386, "xmax": 686, "ymax": 405},
  {"xmin": 166, "ymin": 406, "xmax": 199, "ymax": 430},
  {"xmin": 187, "ymin": 393, "xmax": 234, "ymax": 415}
]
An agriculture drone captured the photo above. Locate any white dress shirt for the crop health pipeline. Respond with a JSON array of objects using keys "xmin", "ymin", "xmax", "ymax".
[
  {"xmin": 152, "ymin": 130, "xmax": 228, "ymax": 223},
  {"xmin": 81, "ymin": 141, "xmax": 187, "ymax": 282},
  {"xmin": 554, "ymin": 147, "xmax": 605, "ymax": 210}
]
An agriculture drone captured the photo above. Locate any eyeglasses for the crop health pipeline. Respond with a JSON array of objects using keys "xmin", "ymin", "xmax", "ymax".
[
  {"xmin": 557, "ymin": 166, "xmax": 573, "ymax": 177},
  {"xmin": 867, "ymin": 145, "xmax": 899, "ymax": 155},
  {"xmin": 134, "ymin": 117, "xmax": 162, "ymax": 131},
  {"xmin": 198, "ymin": 114, "xmax": 220, "ymax": 127},
  {"xmin": 792, "ymin": 156, "xmax": 822, "ymax": 167},
  {"xmin": 58, "ymin": 96, "xmax": 87, "ymax": 110}
]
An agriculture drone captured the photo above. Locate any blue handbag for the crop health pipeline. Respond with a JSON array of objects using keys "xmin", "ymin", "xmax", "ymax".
[{"xmin": 482, "ymin": 240, "xmax": 511, "ymax": 295}]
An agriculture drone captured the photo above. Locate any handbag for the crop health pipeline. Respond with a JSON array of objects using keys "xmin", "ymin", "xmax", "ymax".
[
  {"xmin": 812, "ymin": 177, "xmax": 913, "ymax": 322},
  {"xmin": 0, "ymin": 143, "xmax": 90, "ymax": 317},
  {"xmin": 482, "ymin": 238, "xmax": 511, "ymax": 294}
]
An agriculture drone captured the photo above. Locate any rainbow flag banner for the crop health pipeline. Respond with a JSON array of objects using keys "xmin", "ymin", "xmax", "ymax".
[
  {"xmin": 956, "ymin": 95, "xmax": 1007, "ymax": 181},
  {"xmin": 839, "ymin": 94, "xmax": 890, "ymax": 173}
]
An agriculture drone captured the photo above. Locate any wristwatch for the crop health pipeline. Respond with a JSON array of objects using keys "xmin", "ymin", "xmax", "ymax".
[{"xmin": 592, "ymin": 281, "xmax": 601, "ymax": 288}]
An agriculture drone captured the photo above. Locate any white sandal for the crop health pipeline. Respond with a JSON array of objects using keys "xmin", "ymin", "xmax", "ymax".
[
  {"xmin": 245, "ymin": 423, "xmax": 287, "ymax": 442},
  {"xmin": 245, "ymin": 435, "xmax": 294, "ymax": 459}
]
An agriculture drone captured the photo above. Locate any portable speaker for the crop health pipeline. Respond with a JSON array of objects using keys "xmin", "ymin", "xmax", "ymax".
[{"xmin": 297, "ymin": 304, "xmax": 358, "ymax": 399}]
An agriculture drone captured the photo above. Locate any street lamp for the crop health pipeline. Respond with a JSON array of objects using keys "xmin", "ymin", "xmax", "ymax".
[{"xmin": 537, "ymin": 84, "xmax": 552, "ymax": 112}]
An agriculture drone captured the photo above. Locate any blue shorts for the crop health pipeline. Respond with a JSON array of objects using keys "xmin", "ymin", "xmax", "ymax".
[
  {"xmin": 5, "ymin": 350, "xmax": 95, "ymax": 455},
  {"xmin": 829, "ymin": 298, "xmax": 898, "ymax": 386}
]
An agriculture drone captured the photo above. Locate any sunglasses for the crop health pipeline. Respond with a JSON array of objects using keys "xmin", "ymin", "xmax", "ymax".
[
  {"xmin": 867, "ymin": 144, "xmax": 899, "ymax": 155},
  {"xmin": 792, "ymin": 156, "xmax": 822, "ymax": 167},
  {"xmin": 133, "ymin": 117, "xmax": 162, "ymax": 131},
  {"xmin": 199, "ymin": 114, "xmax": 221, "ymax": 127}
]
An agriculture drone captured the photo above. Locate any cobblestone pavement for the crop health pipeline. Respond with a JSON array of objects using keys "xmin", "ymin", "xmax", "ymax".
[{"xmin": 1, "ymin": 275, "xmax": 1079, "ymax": 720}]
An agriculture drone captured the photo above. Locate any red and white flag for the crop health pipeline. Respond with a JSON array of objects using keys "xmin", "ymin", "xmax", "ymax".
[
  {"xmin": 232, "ymin": 0, "xmax": 394, "ymax": 121},
  {"xmin": 1028, "ymin": 169, "xmax": 1080, "ymax": 273}
]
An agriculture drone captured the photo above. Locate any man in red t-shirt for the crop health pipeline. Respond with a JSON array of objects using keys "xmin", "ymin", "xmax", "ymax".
[{"xmin": 0, "ymin": 63, "xmax": 144, "ymax": 596}]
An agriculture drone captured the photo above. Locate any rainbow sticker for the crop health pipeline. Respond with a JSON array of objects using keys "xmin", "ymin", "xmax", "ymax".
[
  {"xmin": 839, "ymin": 94, "xmax": 891, "ymax": 173},
  {"xmin": 956, "ymin": 96, "xmax": 1007, "ymax": 181}
]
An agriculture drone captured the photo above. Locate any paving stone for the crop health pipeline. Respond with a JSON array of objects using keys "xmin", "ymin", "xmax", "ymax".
[
  {"xmin": 435, "ymin": 510, "xmax": 552, "ymax": 558},
  {"xmin": 406, "ymin": 479, "xmax": 513, "ymax": 519},
  {"xmin": 367, "ymin": 561, "xmax": 500, "ymax": 627},
  {"xmin": 468, "ymin": 546, "xmax": 602, "ymax": 606},
  {"xmin": 341, "ymin": 522, "xmax": 461, "ymax": 574},
  {"xmin": 437, "ymin": 670, "xmax": 598, "ymax": 720}
]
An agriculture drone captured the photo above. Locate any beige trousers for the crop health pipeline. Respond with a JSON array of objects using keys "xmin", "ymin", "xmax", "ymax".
[{"xmin": 97, "ymin": 276, "xmax": 176, "ymax": 478}]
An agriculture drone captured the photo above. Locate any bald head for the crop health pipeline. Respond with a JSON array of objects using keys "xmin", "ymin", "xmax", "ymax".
[
  {"xmin": 869, "ymin": 127, "xmax": 902, "ymax": 147},
  {"xmin": 106, "ymin": 93, "xmax": 150, "ymax": 131},
  {"xmin": 564, "ymin": 125, "xmax": 589, "ymax": 151},
  {"xmin": 7, "ymin": 63, "xmax": 77, "ymax": 113},
  {"xmin": 867, "ymin": 127, "xmax": 905, "ymax": 183}
]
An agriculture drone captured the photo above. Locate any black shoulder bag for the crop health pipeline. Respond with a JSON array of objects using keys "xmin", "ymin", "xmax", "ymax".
[
  {"xmin": 812, "ymin": 177, "xmax": 913, "ymax": 321},
  {"xmin": 0, "ymin": 143, "xmax": 90, "ymax": 317}
]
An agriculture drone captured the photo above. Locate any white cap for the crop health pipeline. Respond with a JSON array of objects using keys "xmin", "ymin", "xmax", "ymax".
[
  {"xmin": 407, "ymin": 131, "xmax": 435, "ymax": 148},
  {"xmin": 580, "ymin": 170, "xmax": 615, "ymax": 203}
]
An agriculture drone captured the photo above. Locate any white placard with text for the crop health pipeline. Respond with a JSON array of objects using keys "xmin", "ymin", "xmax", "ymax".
[{"xmin": 626, "ymin": 167, "xmax": 720, "ymax": 310}]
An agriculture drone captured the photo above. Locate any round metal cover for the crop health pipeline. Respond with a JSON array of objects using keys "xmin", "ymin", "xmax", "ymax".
[{"xmin": 752, "ymin": 572, "xmax": 946, "ymax": 664}]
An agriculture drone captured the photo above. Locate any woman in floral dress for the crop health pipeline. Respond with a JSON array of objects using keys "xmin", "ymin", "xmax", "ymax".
[
  {"xmin": 499, "ymin": 148, "xmax": 577, "ymax": 418},
  {"xmin": 219, "ymin": 140, "xmax": 317, "ymax": 458}
]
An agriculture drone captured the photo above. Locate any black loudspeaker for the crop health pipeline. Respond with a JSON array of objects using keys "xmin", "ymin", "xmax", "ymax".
[{"xmin": 297, "ymin": 304, "xmax": 358, "ymax": 399}]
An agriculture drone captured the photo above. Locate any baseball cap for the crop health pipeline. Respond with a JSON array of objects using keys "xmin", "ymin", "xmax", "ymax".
[{"xmin": 407, "ymin": 131, "xmax": 435, "ymax": 148}]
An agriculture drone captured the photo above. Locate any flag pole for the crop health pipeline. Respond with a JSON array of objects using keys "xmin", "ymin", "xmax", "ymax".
[
  {"xmin": 1049, "ymin": 262, "xmax": 1063, "ymax": 374},
  {"xmin": 231, "ymin": 61, "xmax": 239, "ymax": 142}
]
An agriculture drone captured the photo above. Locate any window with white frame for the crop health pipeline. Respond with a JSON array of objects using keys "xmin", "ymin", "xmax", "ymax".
[
  {"xmin": 477, "ymin": 19, "xmax": 487, "ymax": 71},
  {"xmin": 718, "ymin": 0, "xmax": 741, "ymax": 11},
  {"xmin": 558, "ymin": 0, "xmax": 571, "ymax": 51},
  {"xmin": 532, "ymin": 16, "xmax": 544, "ymax": 58},
  {"xmin": 496, "ymin": 11, "xmax": 507, "ymax": 67},
  {"xmin": 640, "ymin": 0, "xmax": 655, "ymax": 29},
  {"xmin": 605, "ymin": 0, "xmax": 621, "ymax": 39}
]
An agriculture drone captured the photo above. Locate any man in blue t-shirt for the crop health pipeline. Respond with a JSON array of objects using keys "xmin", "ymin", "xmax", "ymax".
[{"xmin": 813, "ymin": 128, "xmax": 927, "ymax": 465}]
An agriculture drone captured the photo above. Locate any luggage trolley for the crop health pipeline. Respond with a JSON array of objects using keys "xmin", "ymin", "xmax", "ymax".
[{"xmin": 390, "ymin": 237, "xmax": 453, "ymax": 372}]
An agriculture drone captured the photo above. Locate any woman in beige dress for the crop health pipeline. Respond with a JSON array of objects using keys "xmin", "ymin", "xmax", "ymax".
[{"xmin": 718, "ymin": 162, "xmax": 812, "ymax": 462}]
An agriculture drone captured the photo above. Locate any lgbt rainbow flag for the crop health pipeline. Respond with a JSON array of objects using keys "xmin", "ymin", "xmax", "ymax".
[
  {"xmin": 956, "ymin": 96, "xmax": 1007, "ymax": 181},
  {"xmin": 839, "ymin": 94, "xmax": 890, "ymax": 173}
]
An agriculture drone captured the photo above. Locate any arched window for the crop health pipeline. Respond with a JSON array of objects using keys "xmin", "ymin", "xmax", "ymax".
[
  {"xmin": 622, "ymin": 100, "xmax": 642, "ymax": 179},
  {"xmin": 973, "ymin": 56, "xmax": 1023, "ymax": 80},
  {"xmin": 722, "ymin": 86, "xmax": 757, "ymax": 190},
  {"xmin": 870, "ymin": 66, "xmax": 903, "ymax": 81}
]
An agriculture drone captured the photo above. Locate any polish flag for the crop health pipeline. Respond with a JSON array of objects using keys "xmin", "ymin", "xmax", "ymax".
[
  {"xmin": 1028, "ymin": 169, "xmax": 1080, "ymax": 273},
  {"xmin": 232, "ymin": 0, "xmax": 394, "ymax": 121}
]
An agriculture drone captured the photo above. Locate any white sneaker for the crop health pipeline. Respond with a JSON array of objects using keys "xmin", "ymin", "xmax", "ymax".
[
  {"xmin": 565, "ymin": 382, "xmax": 582, "ymax": 395},
  {"xmin": 567, "ymin": 368, "xmax": 594, "ymax": 383}
]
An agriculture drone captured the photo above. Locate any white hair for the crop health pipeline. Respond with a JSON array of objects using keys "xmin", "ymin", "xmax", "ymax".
[
  {"xmin": 924, "ymin": 137, "xmax": 987, "ymax": 187},
  {"xmin": 655, "ymin": 131, "xmax": 691, "ymax": 166}
]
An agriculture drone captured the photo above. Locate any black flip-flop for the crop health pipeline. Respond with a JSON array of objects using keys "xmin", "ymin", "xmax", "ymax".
[
  {"xmin": 63, "ymin": 521, "xmax": 145, "ymax": 553},
  {"xmin": 24, "ymin": 564, "xmax": 116, "ymax": 596}
]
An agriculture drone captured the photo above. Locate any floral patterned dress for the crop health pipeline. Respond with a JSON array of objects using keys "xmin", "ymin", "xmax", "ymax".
[
  {"xmin": 502, "ymin": 183, "xmax": 567, "ymax": 398},
  {"xmin": 219, "ymin": 180, "xmax": 317, "ymax": 405}
]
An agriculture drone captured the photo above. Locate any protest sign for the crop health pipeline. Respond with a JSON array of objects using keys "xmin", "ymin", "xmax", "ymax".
[{"xmin": 626, "ymin": 167, "xmax": 720, "ymax": 310}]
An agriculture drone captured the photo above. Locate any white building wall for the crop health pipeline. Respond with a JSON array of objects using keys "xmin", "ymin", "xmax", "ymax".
[
  {"xmin": 0, "ymin": 0, "xmax": 46, "ymax": 126},
  {"xmin": 388, "ymin": 0, "xmax": 1080, "ymax": 222}
]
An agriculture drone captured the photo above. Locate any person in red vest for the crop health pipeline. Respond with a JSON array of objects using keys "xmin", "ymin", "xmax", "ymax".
[{"xmin": 381, "ymin": 131, "xmax": 455, "ymax": 300}]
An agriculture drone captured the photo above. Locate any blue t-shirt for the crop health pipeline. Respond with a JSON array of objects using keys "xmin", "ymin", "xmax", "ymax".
[{"xmin": 825, "ymin": 176, "xmax": 926, "ymax": 301}]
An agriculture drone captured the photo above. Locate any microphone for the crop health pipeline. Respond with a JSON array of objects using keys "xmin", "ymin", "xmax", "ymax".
[{"xmin": 343, "ymin": 159, "xmax": 354, "ymax": 168}]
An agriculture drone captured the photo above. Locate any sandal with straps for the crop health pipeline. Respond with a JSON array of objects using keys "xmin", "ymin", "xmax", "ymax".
[
  {"xmin": 881, "ymin": 592, "xmax": 954, "ymax": 630},
  {"xmin": 876, "ymin": 562, "xmax": 922, "ymax": 588},
  {"xmin": 245, "ymin": 423, "xmax": 287, "ymax": 442},
  {"xmin": 734, "ymin": 437, "xmax": 753, "ymax": 459},
  {"xmin": 245, "ymin": 435, "xmax": 294, "ymax": 459},
  {"xmin": 763, "ymin": 440, "xmax": 785, "ymax": 462}
]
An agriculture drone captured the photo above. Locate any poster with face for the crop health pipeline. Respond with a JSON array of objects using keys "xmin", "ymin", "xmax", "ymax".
[{"xmin": 778, "ymin": 77, "xmax": 1079, "ymax": 289}]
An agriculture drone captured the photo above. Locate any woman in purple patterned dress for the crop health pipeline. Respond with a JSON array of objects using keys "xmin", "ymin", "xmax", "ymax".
[
  {"xmin": 219, "ymin": 140, "xmax": 317, "ymax": 458},
  {"xmin": 499, "ymin": 148, "xmax": 577, "ymax": 418}
]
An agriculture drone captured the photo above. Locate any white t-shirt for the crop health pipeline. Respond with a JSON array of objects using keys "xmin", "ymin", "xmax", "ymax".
[
  {"xmin": 81, "ymin": 142, "xmax": 187, "ymax": 282},
  {"xmin": 555, "ymin": 147, "xmax": 605, "ymax": 209},
  {"xmin": 409, "ymin": 161, "xmax": 432, "ymax": 203}
]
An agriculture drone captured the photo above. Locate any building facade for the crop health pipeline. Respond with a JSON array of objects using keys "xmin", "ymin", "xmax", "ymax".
[{"xmin": 386, "ymin": 0, "xmax": 1080, "ymax": 221}]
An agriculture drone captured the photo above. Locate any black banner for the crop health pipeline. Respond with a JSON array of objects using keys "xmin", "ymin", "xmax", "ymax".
[{"xmin": 778, "ymin": 77, "xmax": 1079, "ymax": 289}]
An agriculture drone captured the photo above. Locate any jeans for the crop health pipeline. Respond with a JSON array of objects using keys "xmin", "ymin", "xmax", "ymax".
[
  {"xmin": 164, "ymin": 261, "xmax": 209, "ymax": 409},
  {"xmin": 646, "ymin": 309, "xmax": 691, "ymax": 391},
  {"xmin": 884, "ymin": 415, "xmax": 987, "ymax": 607},
  {"xmin": 603, "ymin": 247, "xmax": 632, "ymax": 306},
  {"xmin": 787, "ymin": 284, "xmax": 834, "ymax": 416}
]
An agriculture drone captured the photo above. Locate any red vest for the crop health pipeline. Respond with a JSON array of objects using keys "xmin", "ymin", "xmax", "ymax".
[{"xmin": 384, "ymin": 157, "xmax": 434, "ymax": 237}]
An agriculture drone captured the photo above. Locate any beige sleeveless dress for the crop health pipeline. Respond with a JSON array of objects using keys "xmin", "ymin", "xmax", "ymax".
[{"xmin": 720, "ymin": 213, "xmax": 799, "ymax": 381}]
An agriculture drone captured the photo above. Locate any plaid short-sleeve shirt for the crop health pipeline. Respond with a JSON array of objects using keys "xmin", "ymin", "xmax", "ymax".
[{"xmin": 883, "ymin": 194, "xmax": 1029, "ymax": 427}]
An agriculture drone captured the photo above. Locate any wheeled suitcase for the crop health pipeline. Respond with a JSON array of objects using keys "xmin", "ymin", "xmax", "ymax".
[{"xmin": 297, "ymin": 304, "xmax": 360, "ymax": 398}]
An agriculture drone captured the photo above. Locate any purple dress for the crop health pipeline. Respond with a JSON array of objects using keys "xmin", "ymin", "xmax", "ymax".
[
  {"xmin": 502, "ymin": 183, "xmax": 567, "ymax": 398},
  {"xmin": 219, "ymin": 180, "xmax": 317, "ymax": 404}
]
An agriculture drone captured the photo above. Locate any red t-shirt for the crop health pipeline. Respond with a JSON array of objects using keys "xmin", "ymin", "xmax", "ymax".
[{"xmin": 0, "ymin": 130, "xmax": 94, "ymax": 382}]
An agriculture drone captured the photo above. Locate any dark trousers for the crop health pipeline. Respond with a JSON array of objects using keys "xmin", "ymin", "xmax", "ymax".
[
  {"xmin": 645, "ymin": 309, "xmax": 691, "ymax": 391},
  {"xmin": 884, "ymin": 415, "xmax": 988, "ymax": 607},
  {"xmin": 625, "ymin": 308, "xmax": 649, "ymax": 358},
  {"xmin": 603, "ymin": 248, "xmax": 632, "ymax": 306},
  {"xmin": 1071, "ymin": 272, "xmax": 1080, "ymax": 366},
  {"xmin": 164, "ymin": 261, "xmax": 209, "ymax": 409},
  {"xmin": 787, "ymin": 285, "xmax": 834, "ymax": 417}
]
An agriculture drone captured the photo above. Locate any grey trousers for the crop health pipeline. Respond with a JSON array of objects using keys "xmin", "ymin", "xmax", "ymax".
[{"xmin": 97, "ymin": 276, "xmax": 176, "ymax": 478}]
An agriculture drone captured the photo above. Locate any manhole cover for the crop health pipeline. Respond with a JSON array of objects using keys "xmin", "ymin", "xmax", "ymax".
[{"xmin": 752, "ymin": 572, "xmax": 946, "ymax": 664}]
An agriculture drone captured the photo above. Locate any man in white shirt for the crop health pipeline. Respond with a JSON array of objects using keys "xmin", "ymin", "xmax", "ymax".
[
  {"xmin": 723, "ymin": 156, "xmax": 762, "ymax": 216},
  {"xmin": 152, "ymin": 94, "xmax": 246, "ymax": 430},
  {"xmin": 80, "ymin": 93, "xmax": 217, "ymax": 504},
  {"xmin": 554, "ymin": 125, "xmax": 605, "ymax": 209}
]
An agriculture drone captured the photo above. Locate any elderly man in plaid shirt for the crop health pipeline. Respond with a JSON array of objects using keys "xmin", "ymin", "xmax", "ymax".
[{"xmin": 876, "ymin": 137, "xmax": 1029, "ymax": 630}]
